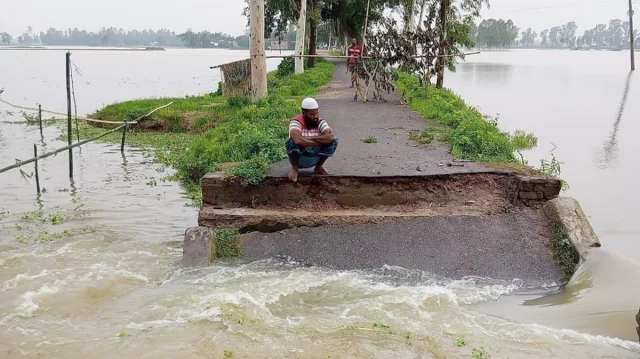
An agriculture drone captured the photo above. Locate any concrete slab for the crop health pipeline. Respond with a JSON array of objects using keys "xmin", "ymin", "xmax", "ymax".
[
  {"xmin": 543, "ymin": 197, "xmax": 601, "ymax": 261},
  {"xmin": 198, "ymin": 203, "xmax": 498, "ymax": 232},
  {"xmin": 182, "ymin": 227, "xmax": 214, "ymax": 268},
  {"xmin": 240, "ymin": 210, "xmax": 565, "ymax": 288}
]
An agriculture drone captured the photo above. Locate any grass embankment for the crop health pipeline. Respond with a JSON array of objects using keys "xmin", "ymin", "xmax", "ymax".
[
  {"xmin": 394, "ymin": 71, "xmax": 538, "ymax": 165},
  {"xmin": 75, "ymin": 58, "xmax": 335, "ymax": 204}
]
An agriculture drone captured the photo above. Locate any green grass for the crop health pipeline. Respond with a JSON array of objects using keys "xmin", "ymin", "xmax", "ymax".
[
  {"xmin": 472, "ymin": 347, "xmax": 490, "ymax": 359},
  {"xmin": 395, "ymin": 71, "xmax": 537, "ymax": 163},
  {"xmin": 79, "ymin": 59, "xmax": 335, "ymax": 204},
  {"xmin": 215, "ymin": 228, "xmax": 241, "ymax": 258},
  {"xmin": 362, "ymin": 136, "xmax": 378, "ymax": 144},
  {"xmin": 552, "ymin": 223, "xmax": 580, "ymax": 281}
]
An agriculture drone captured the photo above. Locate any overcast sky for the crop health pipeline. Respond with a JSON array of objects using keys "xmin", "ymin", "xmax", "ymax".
[{"xmin": 0, "ymin": 0, "xmax": 633, "ymax": 37}]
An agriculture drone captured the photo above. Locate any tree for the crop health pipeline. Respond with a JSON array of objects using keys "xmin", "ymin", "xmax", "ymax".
[
  {"xmin": 0, "ymin": 32, "xmax": 12, "ymax": 45},
  {"xmin": 540, "ymin": 29, "xmax": 548, "ymax": 47},
  {"xmin": 433, "ymin": 0, "xmax": 489, "ymax": 88},
  {"xmin": 549, "ymin": 26, "xmax": 561, "ymax": 47},
  {"xmin": 476, "ymin": 18, "xmax": 518, "ymax": 49},
  {"xmin": 520, "ymin": 28, "xmax": 536, "ymax": 47},
  {"xmin": 560, "ymin": 21, "xmax": 577, "ymax": 48}
]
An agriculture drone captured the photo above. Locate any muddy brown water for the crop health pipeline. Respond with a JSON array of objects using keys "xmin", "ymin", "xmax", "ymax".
[{"xmin": 0, "ymin": 48, "xmax": 639, "ymax": 357}]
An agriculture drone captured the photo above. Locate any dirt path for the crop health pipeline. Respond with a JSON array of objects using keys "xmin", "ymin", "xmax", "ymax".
[{"xmin": 268, "ymin": 59, "xmax": 495, "ymax": 178}]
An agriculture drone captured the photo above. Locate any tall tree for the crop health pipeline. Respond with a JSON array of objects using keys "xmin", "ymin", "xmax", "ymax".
[
  {"xmin": 0, "ymin": 32, "xmax": 12, "ymax": 45},
  {"xmin": 540, "ymin": 29, "xmax": 548, "ymax": 47}
]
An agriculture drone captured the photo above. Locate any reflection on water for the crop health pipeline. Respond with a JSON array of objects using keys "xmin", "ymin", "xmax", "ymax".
[
  {"xmin": 597, "ymin": 71, "xmax": 634, "ymax": 169},
  {"xmin": 457, "ymin": 62, "xmax": 515, "ymax": 88}
]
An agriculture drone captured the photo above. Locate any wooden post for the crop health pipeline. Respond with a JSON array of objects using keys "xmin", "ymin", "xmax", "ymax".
[
  {"xmin": 66, "ymin": 51, "xmax": 73, "ymax": 178},
  {"xmin": 249, "ymin": 0, "xmax": 268, "ymax": 101},
  {"xmin": 121, "ymin": 122, "xmax": 127, "ymax": 153},
  {"xmin": 33, "ymin": 144, "xmax": 41, "ymax": 195},
  {"xmin": 294, "ymin": 0, "xmax": 307, "ymax": 74},
  {"xmin": 38, "ymin": 104, "xmax": 43, "ymax": 139},
  {"xmin": 630, "ymin": 0, "xmax": 636, "ymax": 71}
]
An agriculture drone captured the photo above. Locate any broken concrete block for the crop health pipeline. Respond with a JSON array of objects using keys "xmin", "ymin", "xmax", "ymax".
[
  {"xmin": 543, "ymin": 197, "xmax": 601, "ymax": 261},
  {"xmin": 182, "ymin": 226, "xmax": 214, "ymax": 268}
]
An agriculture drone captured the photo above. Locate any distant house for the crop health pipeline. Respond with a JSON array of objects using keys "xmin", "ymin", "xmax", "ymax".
[{"xmin": 270, "ymin": 40, "xmax": 291, "ymax": 50}]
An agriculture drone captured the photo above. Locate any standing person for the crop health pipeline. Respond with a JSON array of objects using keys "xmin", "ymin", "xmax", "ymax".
[
  {"xmin": 347, "ymin": 39, "xmax": 363, "ymax": 88},
  {"xmin": 286, "ymin": 98, "xmax": 338, "ymax": 182}
]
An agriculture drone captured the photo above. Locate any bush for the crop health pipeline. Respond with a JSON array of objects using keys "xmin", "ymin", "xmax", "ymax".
[{"xmin": 276, "ymin": 57, "xmax": 295, "ymax": 77}]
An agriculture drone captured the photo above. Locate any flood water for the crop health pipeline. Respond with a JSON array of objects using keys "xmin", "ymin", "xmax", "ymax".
[
  {"xmin": 1, "ymin": 48, "xmax": 639, "ymax": 358},
  {"xmin": 446, "ymin": 49, "xmax": 640, "ymax": 343}
]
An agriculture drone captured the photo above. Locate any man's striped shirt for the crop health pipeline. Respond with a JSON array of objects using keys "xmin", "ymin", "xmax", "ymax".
[{"xmin": 289, "ymin": 114, "xmax": 331, "ymax": 138}]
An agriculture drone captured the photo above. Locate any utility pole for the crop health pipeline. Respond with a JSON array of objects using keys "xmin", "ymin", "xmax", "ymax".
[
  {"xmin": 249, "ymin": 0, "xmax": 268, "ymax": 101},
  {"xmin": 295, "ymin": 0, "xmax": 307, "ymax": 74},
  {"xmin": 629, "ymin": 0, "xmax": 636, "ymax": 71}
]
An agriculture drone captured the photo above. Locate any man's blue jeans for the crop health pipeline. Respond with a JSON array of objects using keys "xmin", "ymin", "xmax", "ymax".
[{"xmin": 286, "ymin": 138, "xmax": 339, "ymax": 169}]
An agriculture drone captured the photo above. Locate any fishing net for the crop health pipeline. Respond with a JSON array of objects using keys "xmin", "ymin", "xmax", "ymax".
[{"xmin": 219, "ymin": 59, "xmax": 251, "ymax": 98}]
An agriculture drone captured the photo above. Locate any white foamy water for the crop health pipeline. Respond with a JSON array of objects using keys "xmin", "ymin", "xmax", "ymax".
[{"xmin": 1, "ymin": 48, "xmax": 639, "ymax": 358}]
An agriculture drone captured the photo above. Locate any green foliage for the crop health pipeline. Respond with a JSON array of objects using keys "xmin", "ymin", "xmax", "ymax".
[
  {"xmin": 456, "ymin": 338, "xmax": 467, "ymax": 347},
  {"xmin": 227, "ymin": 96, "xmax": 251, "ymax": 108},
  {"xmin": 472, "ymin": 347, "xmax": 490, "ymax": 359},
  {"xmin": 216, "ymin": 228, "xmax": 241, "ymax": 258},
  {"xmin": 396, "ymin": 71, "xmax": 531, "ymax": 163},
  {"xmin": 372, "ymin": 322, "xmax": 390, "ymax": 329},
  {"xmin": 510, "ymin": 130, "xmax": 538, "ymax": 150},
  {"xmin": 362, "ymin": 136, "xmax": 378, "ymax": 144},
  {"xmin": 276, "ymin": 57, "xmax": 295, "ymax": 77},
  {"xmin": 49, "ymin": 214, "xmax": 64, "ymax": 225},
  {"xmin": 223, "ymin": 350, "xmax": 233, "ymax": 358},
  {"xmin": 88, "ymin": 59, "xmax": 334, "ymax": 202},
  {"xmin": 553, "ymin": 224, "xmax": 580, "ymax": 281}
]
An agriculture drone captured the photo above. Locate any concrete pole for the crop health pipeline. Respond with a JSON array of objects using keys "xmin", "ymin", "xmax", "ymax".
[
  {"xmin": 629, "ymin": 0, "xmax": 636, "ymax": 71},
  {"xmin": 295, "ymin": 0, "xmax": 307, "ymax": 74},
  {"xmin": 250, "ymin": 0, "xmax": 268, "ymax": 101}
]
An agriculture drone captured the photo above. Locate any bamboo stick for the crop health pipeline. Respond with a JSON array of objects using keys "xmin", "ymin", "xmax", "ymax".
[
  {"xmin": 0, "ymin": 102, "xmax": 173, "ymax": 175},
  {"xmin": 34, "ymin": 144, "xmax": 41, "ymax": 194}
]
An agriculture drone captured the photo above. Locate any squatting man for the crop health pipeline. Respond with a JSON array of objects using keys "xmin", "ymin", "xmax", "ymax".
[{"xmin": 286, "ymin": 98, "xmax": 338, "ymax": 182}]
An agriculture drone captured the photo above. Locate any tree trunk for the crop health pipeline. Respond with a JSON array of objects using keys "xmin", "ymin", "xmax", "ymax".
[
  {"xmin": 308, "ymin": 12, "xmax": 317, "ymax": 68},
  {"xmin": 295, "ymin": 0, "xmax": 307, "ymax": 74},
  {"xmin": 417, "ymin": 0, "xmax": 427, "ymax": 30},
  {"xmin": 344, "ymin": 33, "xmax": 348, "ymax": 55},
  {"xmin": 249, "ymin": 0, "xmax": 267, "ymax": 101},
  {"xmin": 435, "ymin": 0, "xmax": 448, "ymax": 89},
  {"xmin": 405, "ymin": 0, "xmax": 416, "ymax": 33}
]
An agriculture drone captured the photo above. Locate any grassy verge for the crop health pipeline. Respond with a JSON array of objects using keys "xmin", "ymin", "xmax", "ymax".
[
  {"xmin": 70, "ymin": 59, "xmax": 335, "ymax": 204},
  {"xmin": 552, "ymin": 223, "xmax": 580, "ymax": 281},
  {"xmin": 394, "ymin": 71, "xmax": 538, "ymax": 164}
]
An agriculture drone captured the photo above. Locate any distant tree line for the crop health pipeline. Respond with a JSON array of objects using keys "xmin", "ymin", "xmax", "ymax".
[
  {"xmin": 0, "ymin": 26, "xmax": 269, "ymax": 48},
  {"xmin": 470, "ymin": 18, "xmax": 640, "ymax": 50}
]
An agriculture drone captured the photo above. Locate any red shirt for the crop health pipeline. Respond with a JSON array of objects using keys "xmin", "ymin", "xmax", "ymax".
[{"xmin": 347, "ymin": 44, "xmax": 363, "ymax": 66}]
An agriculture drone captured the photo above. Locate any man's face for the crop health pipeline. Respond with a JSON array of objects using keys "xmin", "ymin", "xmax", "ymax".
[{"xmin": 303, "ymin": 109, "xmax": 320, "ymax": 125}]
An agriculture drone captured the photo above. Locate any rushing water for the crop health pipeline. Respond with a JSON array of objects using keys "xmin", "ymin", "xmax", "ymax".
[{"xmin": 0, "ymin": 48, "xmax": 639, "ymax": 358}]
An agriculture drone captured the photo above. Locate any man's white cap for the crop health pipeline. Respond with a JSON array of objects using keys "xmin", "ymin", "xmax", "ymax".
[{"xmin": 301, "ymin": 97, "xmax": 319, "ymax": 110}]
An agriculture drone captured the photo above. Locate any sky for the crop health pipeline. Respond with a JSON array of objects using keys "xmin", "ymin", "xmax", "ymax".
[{"xmin": 0, "ymin": 0, "xmax": 634, "ymax": 37}]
